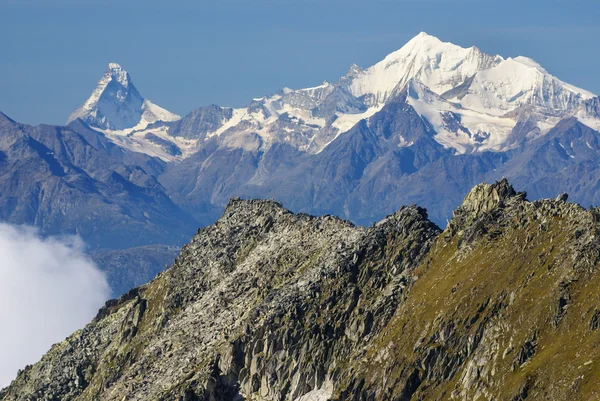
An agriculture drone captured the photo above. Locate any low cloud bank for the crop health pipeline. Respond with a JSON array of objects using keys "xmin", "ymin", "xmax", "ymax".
[{"xmin": 0, "ymin": 223, "xmax": 110, "ymax": 388}]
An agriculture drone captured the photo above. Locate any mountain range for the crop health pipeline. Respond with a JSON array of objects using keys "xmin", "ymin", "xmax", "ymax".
[
  {"xmin": 2, "ymin": 32, "xmax": 600, "ymax": 295},
  {"xmin": 4, "ymin": 180, "xmax": 600, "ymax": 400}
]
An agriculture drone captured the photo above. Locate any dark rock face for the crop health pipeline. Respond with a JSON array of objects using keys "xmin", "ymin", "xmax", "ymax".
[
  {"xmin": 312, "ymin": 86, "xmax": 367, "ymax": 118},
  {"xmin": 3, "ymin": 181, "xmax": 600, "ymax": 401},
  {"xmin": 0, "ymin": 114, "xmax": 198, "ymax": 292},
  {"xmin": 144, "ymin": 132, "xmax": 182, "ymax": 156},
  {"xmin": 159, "ymin": 107, "xmax": 600, "ymax": 230}
]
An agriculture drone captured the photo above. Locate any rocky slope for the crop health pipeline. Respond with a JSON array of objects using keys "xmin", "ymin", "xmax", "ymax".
[
  {"xmin": 3, "ymin": 180, "xmax": 599, "ymax": 400},
  {"xmin": 0, "ymin": 111, "xmax": 198, "ymax": 295}
]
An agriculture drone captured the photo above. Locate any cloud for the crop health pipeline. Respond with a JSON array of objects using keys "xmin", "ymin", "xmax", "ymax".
[{"xmin": 0, "ymin": 224, "xmax": 110, "ymax": 388}]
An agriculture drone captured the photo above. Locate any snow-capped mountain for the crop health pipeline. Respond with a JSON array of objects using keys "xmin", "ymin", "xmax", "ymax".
[
  {"xmin": 68, "ymin": 33, "xmax": 600, "ymax": 160},
  {"xmin": 343, "ymin": 32, "xmax": 598, "ymax": 153},
  {"xmin": 346, "ymin": 32, "xmax": 504, "ymax": 103},
  {"xmin": 172, "ymin": 32, "xmax": 600, "ymax": 156},
  {"xmin": 67, "ymin": 63, "xmax": 180, "ymax": 131}
]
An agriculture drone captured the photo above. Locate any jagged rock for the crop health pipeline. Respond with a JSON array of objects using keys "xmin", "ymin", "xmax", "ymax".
[{"xmin": 3, "ymin": 181, "xmax": 600, "ymax": 401}]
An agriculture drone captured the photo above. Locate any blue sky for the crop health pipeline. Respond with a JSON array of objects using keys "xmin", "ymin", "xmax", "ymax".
[{"xmin": 1, "ymin": 0, "xmax": 599, "ymax": 125}]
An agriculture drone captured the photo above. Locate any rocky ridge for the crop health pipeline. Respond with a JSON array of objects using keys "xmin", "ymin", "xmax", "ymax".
[{"xmin": 2, "ymin": 180, "xmax": 600, "ymax": 400}]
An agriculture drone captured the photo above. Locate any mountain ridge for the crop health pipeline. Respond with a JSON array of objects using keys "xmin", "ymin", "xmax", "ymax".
[
  {"xmin": 3, "ymin": 32, "xmax": 600, "ymax": 297},
  {"xmin": 67, "ymin": 33, "xmax": 600, "ymax": 160},
  {"xmin": 3, "ymin": 179, "xmax": 600, "ymax": 400}
]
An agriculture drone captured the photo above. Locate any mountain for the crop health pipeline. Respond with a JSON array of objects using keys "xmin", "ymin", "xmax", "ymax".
[
  {"xmin": 59, "ymin": 33, "xmax": 600, "ymax": 228},
  {"xmin": 67, "ymin": 63, "xmax": 180, "ymax": 131},
  {"xmin": 0, "ymin": 111, "xmax": 197, "ymax": 295},
  {"xmin": 70, "ymin": 33, "xmax": 599, "ymax": 162},
  {"xmin": 3, "ymin": 32, "xmax": 600, "ymax": 297},
  {"xmin": 4, "ymin": 180, "xmax": 600, "ymax": 400}
]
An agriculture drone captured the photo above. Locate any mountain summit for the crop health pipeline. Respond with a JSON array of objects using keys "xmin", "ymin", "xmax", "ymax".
[
  {"xmin": 346, "ymin": 32, "xmax": 504, "ymax": 104},
  {"xmin": 67, "ymin": 63, "xmax": 180, "ymax": 131}
]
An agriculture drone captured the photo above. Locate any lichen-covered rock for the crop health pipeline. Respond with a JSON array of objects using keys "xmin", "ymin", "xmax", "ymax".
[{"xmin": 3, "ymin": 181, "xmax": 600, "ymax": 401}]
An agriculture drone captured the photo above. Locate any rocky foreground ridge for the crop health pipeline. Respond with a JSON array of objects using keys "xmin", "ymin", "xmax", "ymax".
[{"xmin": 2, "ymin": 180, "xmax": 600, "ymax": 401}]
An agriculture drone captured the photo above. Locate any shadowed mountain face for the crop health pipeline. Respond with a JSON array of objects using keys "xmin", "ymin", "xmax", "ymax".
[
  {"xmin": 3, "ymin": 180, "xmax": 600, "ymax": 401},
  {"xmin": 0, "ymin": 112, "xmax": 198, "ymax": 295}
]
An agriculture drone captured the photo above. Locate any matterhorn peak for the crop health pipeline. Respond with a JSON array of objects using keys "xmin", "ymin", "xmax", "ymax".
[
  {"xmin": 67, "ymin": 62, "xmax": 179, "ymax": 131},
  {"xmin": 104, "ymin": 62, "xmax": 131, "ymax": 87}
]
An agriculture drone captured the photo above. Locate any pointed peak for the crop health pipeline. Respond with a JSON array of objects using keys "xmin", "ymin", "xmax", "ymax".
[
  {"xmin": 405, "ymin": 32, "xmax": 443, "ymax": 47},
  {"xmin": 381, "ymin": 32, "xmax": 466, "ymax": 65},
  {"xmin": 447, "ymin": 179, "xmax": 526, "ymax": 237},
  {"xmin": 103, "ymin": 62, "xmax": 131, "ymax": 87},
  {"xmin": 456, "ymin": 178, "xmax": 522, "ymax": 217},
  {"xmin": 511, "ymin": 56, "xmax": 547, "ymax": 73},
  {"xmin": 345, "ymin": 63, "xmax": 363, "ymax": 78}
]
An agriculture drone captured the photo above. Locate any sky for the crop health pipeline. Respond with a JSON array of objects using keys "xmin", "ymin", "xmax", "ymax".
[{"xmin": 0, "ymin": 0, "xmax": 599, "ymax": 125}]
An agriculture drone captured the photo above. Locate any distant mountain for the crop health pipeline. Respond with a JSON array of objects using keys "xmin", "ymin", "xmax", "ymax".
[
  {"xmin": 67, "ymin": 63, "xmax": 180, "ymax": 131},
  {"xmin": 68, "ymin": 33, "xmax": 599, "ymax": 162},
  {"xmin": 2, "ymin": 32, "xmax": 600, "ymax": 297},
  {"xmin": 90, "ymin": 244, "xmax": 180, "ymax": 295},
  {"xmin": 60, "ymin": 34, "xmax": 600, "ymax": 227},
  {"xmin": 0, "ymin": 111, "xmax": 197, "ymax": 295}
]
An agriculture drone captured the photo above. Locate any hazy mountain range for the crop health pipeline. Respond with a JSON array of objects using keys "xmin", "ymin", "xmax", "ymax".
[{"xmin": 2, "ymin": 32, "xmax": 600, "ymax": 295}]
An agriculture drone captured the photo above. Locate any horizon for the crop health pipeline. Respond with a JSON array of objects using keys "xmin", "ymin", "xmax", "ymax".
[{"xmin": 1, "ymin": 0, "xmax": 599, "ymax": 126}]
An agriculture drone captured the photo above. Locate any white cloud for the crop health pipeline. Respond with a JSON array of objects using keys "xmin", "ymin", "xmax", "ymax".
[{"xmin": 0, "ymin": 223, "xmax": 110, "ymax": 388}]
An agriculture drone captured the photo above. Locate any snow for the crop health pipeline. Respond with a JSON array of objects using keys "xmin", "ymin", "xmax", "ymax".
[
  {"xmin": 558, "ymin": 142, "xmax": 575, "ymax": 158},
  {"xmin": 332, "ymin": 106, "xmax": 383, "ymax": 133},
  {"xmin": 576, "ymin": 109, "xmax": 600, "ymax": 131},
  {"xmin": 102, "ymin": 125, "xmax": 197, "ymax": 162},
  {"xmin": 141, "ymin": 99, "xmax": 180, "ymax": 123},
  {"xmin": 293, "ymin": 381, "xmax": 333, "ymax": 401},
  {"xmin": 406, "ymin": 79, "xmax": 517, "ymax": 153},
  {"xmin": 67, "ymin": 62, "xmax": 180, "ymax": 130},
  {"xmin": 512, "ymin": 56, "xmax": 547, "ymax": 73},
  {"xmin": 68, "ymin": 34, "xmax": 600, "ymax": 161},
  {"xmin": 298, "ymin": 82, "xmax": 331, "ymax": 92},
  {"xmin": 78, "ymin": 63, "xmax": 130, "ymax": 114},
  {"xmin": 458, "ymin": 57, "xmax": 595, "ymax": 116},
  {"xmin": 348, "ymin": 32, "xmax": 503, "ymax": 104}
]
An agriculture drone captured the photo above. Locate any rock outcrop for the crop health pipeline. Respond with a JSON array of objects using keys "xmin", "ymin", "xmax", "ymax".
[{"xmin": 2, "ymin": 181, "xmax": 600, "ymax": 401}]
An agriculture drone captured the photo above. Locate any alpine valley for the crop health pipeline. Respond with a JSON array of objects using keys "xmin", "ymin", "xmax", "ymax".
[{"xmin": 2, "ymin": 32, "xmax": 600, "ymax": 295}]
